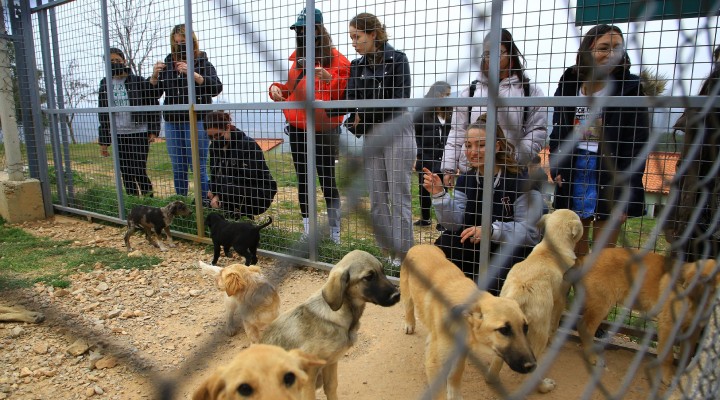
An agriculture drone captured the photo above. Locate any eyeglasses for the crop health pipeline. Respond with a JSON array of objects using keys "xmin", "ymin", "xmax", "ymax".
[
  {"xmin": 593, "ymin": 46, "xmax": 624, "ymax": 56},
  {"xmin": 481, "ymin": 49, "xmax": 508, "ymax": 59}
]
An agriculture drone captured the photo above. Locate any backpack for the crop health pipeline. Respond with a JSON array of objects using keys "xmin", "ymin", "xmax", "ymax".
[{"xmin": 468, "ymin": 79, "xmax": 531, "ymax": 128}]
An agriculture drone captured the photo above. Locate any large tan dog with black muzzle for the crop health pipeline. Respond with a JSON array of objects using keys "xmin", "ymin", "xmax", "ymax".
[
  {"xmin": 260, "ymin": 250, "xmax": 400, "ymax": 400},
  {"xmin": 401, "ymin": 244, "xmax": 536, "ymax": 400},
  {"xmin": 487, "ymin": 209, "xmax": 584, "ymax": 394}
]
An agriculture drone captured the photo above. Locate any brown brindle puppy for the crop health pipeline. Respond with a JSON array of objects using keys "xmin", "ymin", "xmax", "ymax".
[{"xmin": 124, "ymin": 200, "xmax": 191, "ymax": 252}]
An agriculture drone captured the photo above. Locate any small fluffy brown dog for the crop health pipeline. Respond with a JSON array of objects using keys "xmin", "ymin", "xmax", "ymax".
[
  {"xmin": 261, "ymin": 250, "xmax": 400, "ymax": 400},
  {"xmin": 487, "ymin": 209, "xmax": 584, "ymax": 394},
  {"xmin": 124, "ymin": 200, "xmax": 191, "ymax": 252},
  {"xmin": 575, "ymin": 248, "xmax": 720, "ymax": 384},
  {"xmin": 199, "ymin": 261, "xmax": 280, "ymax": 342},
  {"xmin": 401, "ymin": 244, "xmax": 536, "ymax": 400},
  {"xmin": 192, "ymin": 344, "xmax": 325, "ymax": 400}
]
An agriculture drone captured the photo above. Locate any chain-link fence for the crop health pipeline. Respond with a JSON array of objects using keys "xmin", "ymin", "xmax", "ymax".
[{"xmin": 2, "ymin": 0, "xmax": 720, "ymax": 398}]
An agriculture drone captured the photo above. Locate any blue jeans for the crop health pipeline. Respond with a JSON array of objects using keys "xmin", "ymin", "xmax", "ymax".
[
  {"xmin": 571, "ymin": 149, "xmax": 598, "ymax": 219},
  {"xmin": 165, "ymin": 121, "xmax": 210, "ymax": 196}
]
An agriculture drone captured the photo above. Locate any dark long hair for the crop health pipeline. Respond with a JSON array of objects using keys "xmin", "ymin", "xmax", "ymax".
[
  {"xmin": 575, "ymin": 24, "xmax": 630, "ymax": 81},
  {"xmin": 294, "ymin": 24, "xmax": 335, "ymax": 68},
  {"xmin": 484, "ymin": 29, "xmax": 530, "ymax": 84},
  {"xmin": 425, "ymin": 81, "xmax": 452, "ymax": 119}
]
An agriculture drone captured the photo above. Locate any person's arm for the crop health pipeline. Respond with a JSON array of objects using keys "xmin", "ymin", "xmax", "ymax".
[
  {"xmin": 196, "ymin": 58, "xmax": 223, "ymax": 97},
  {"xmin": 323, "ymin": 51, "xmax": 351, "ymax": 100},
  {"xmin": 389, "ymin": 52, "xmax": 411, "ymax": 100},
  {"xmin": 489, "ymin": 190, "xmax": 544, "ymax": 247},
  {"xmin": 515, "ymin": 84, "xmax": 549, "ymax": 166},
  {"xmin": 97, "ymin": 80, "xmax": 111, "ymax": 149},
  {"xmin": 441, "ymin": 86, "xmax": 471, "ymax": 182},
  {"xmin": 269, "ymin": 82, "xmax": 289, "ymax": 101},
  {"xmin": 431, "ymin": 185, "xmax": 467, "ymax": 232}
]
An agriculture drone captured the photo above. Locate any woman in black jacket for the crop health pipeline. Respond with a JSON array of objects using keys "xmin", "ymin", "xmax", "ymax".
[
  {"xmin": 204, "ymin": 112, "xmax": 277, "ymax": 219},
  {"xmin": 98, "ymin": 48, "xmax": 161, "ymax": 196},
  {"xmin": 550, "ymin": 24, "xmax": 649, "ymax": 258},
  {"xmin": 150, "ymin": 24, "xmax": 223, "ymax": 198},
  {"xmin": 413, "ymin": 81, "xmax": 452, "ymax": 228},
  {"xmin": 345, "ymin": 13, "xmax": 415, "ymax": 266}
]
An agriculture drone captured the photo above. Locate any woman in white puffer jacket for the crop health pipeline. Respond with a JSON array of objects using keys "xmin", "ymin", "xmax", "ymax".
[{"xmin": 442, "ymin": 29, "xmax": 548, "ymax": 187}]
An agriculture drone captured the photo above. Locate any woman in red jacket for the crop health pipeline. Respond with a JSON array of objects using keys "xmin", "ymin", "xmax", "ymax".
[{"xmin": 269, "ymin": 8, "xmax": 350, "ymax": 243}]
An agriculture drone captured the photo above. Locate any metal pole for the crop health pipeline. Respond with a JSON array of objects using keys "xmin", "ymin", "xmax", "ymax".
[
  {"xmin": 0, "ymin": 0, "xmax": 22, "ymax": 181},
  {"xmin": 49, "ymin": 7, "xmax": 75, "ymax": 205},
  {"xmin": 305, "ymin": 0, "xmax": 318, "ymax": 260},
  {"xmin": 37, "ymin": 7, "xmax": 67, "ymax": 206},
  {"xmin": 184, "ymin": 0, "xmax": 204, "ymax": 237},
  {"xmin": 100, "ymin": 0, "xmax": 126, "ymax": 220}
]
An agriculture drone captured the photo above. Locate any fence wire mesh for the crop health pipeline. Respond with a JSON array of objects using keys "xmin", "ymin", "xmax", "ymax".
[{"xmin": 1, "ymin": 0, "xmax": 720, "ymax": 399}]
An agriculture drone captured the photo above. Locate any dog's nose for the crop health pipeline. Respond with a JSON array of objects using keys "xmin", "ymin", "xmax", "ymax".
[
  {"xmin": 522, "ymin": 361, "xmax": 537, "ymax": 373},
  {"xmin": 389, "ymin": 291, "xmax": 401, "ymax": 304}
]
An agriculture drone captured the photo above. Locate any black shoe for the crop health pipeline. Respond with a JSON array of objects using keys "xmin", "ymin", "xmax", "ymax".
[
  {"xmin": 414, "ymin": 219, "xmax": 432, "ymax": 227},
  {"xmin": 435, "ymin": 224, "xmax": 445, "ymax": 232}
]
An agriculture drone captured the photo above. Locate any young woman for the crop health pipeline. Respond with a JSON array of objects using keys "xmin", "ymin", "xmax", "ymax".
[
  {"xmin": 204, "ymin": 111, "xmax": 277, "ymax": 219},
  {"xmin": 98, "ymin": 47, "xmax": 160, "ymax": 197},
  {"xmin": 424, "ymin": 115, "xmax": 544, "ymax": 295},
  {"xmin": 549, "ymin": 24, "xmax": 649, "ymax": 258},
  {"xmin": 413, "ymin": 81, "xmax": 452, "ymax": 228},
  {"xmin": 269, "ymin": 8, "xmax": 350, "ymax": 243},
  {"xmin": 442, "ymin": 29, "xmax": 547, "ymax": 187},
  {"xmin": 150, "ymin": 24, "xmax": 223, "ymax": 198},
  {"xmin": 345, "ymin": 12, "xmax": 416, "ymax": 266}
]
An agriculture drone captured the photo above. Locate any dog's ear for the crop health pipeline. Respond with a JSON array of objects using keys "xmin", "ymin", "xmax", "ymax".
[
  {"xmin": 223, "ymin": 271, "xmax": 247, "ymax": 297},
  {"xmin": 322, "ymin": 269, "xmax": 350, "ymax": 311},
  {"xmin": 192, "ymin": 372, "xmax": 226, "ymax": 400},
  {"xmin": 537, "ymin": 214, "xmax": 549, "ymax": 233},
  {"xmin": 289, "ymin": 349, "xmax": 327, "ymax": 370},
  {"xmin": 570, "ymin": 220, "xmax": 584, "ymax": 243}
]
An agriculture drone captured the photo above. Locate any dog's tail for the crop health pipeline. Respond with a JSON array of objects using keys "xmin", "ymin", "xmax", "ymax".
[
  {"xmin": 257, "ymin": 217, "xmax": 273, "ymax": 230},
  {"xmin": 198, "ymin": 260, "xmax": 223, "ymax": 277}
]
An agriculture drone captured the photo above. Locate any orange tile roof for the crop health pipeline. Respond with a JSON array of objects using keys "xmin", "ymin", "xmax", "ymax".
[
  {"xmin": 643, "ymin": 151, "xmax": 679, "ymax": 194},
  {"xmin": 254, "ymin": 138, "xmax": 284, "ymax": 152}
]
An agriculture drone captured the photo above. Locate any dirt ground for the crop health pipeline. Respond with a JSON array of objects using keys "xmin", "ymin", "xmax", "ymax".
[{"xmin": 0, "ymin": 215, "xmax": 664, "ymax": 399}]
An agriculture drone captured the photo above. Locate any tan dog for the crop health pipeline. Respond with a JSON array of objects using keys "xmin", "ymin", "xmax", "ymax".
[
  {"xmin": 401, "ymin": 244, "xmax": 536, "ymax": 400},
  {"xmin": 487, "ymin": 209, "xmax": 584, "ymax": 393},
  {"xmin": 192, "ymin": 344, "xmax": 326, "ymax": 400},
  {"xmin": 260, "ymin": 250, "xmax": 400, "ymax": 400},
  {"xmin": 199, "ymin": 261, "xmax": 280, "ymax": 342},
  {"xmin": 575, "ymin": 248, "xmax": 720, "ymax": 384}
]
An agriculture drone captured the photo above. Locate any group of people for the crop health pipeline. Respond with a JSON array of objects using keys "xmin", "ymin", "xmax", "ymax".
[{"xmin": 101, "ymin": 9, "xmax": 716, "ymax": 291}]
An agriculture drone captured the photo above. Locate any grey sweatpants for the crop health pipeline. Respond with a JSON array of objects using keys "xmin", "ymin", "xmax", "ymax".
[{"xmin": 363, "ymin": 114, "xmax": 417, "ymax": 257}]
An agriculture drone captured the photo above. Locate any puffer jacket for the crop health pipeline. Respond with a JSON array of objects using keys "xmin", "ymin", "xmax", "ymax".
[
  {"xmin": 269, "ymin": 48, "xmax": 350, "ymax": 131},
  {"xmin": 155, "ymin": 52, "xmax": 223, "ymax": 122},
  {"xmin": 345, "ymin": 43, "xmax": 411, "ymax": 134},
  {"xmin": 549, "ymin": 66, "xmax": 649, "ymax": 218},
  {"xmin": 441, "ymin": 74, "xmax": 548, "ymax": 170}
]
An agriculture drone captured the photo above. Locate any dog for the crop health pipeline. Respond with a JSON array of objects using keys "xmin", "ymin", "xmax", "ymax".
[
  {"xmin": 486, "ymin": 209, "xmax": 584, "ymax": 394},
  {"xmin": 205, "ymin": 213, "xmax": 272, "ymax": 266},
  {"xmin": 124, "ymin": 200, "xmax": 191, "ymax": 252},
  {"xmin": 401, "ymin": 244, "xmax": 536, "ymax": 400},
  {"xmin": 199, "ymin": 261, "xmax": 280, "ymax": 342},
  {"xmin": 260, "ymin": 250, "xmax": 400, "ymax": 400},
  {"xmin": 574, "ymin": 247, "xmax": 720, "ymax": 384},
  {"xmin": 192, "ymin": 343, "xmax": 326, "ymax": 400}
]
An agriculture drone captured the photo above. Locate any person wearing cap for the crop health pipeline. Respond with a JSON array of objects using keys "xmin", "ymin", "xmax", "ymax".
[
  {"xmin": 98, "ymin": 47, "xmax": 161, "ymax": 197},
  {"xmin": 345, "ymin": 12, "xmax": 415, "ymax": 266},
  {"xmin": 269, "ymin": 8, "xmax": 350, "ymax": 244}
]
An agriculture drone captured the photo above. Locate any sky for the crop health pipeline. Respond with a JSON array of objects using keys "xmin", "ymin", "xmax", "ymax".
[{"xmin": 25, "ymin": 0, "xmax": 720, "ymax": 138}]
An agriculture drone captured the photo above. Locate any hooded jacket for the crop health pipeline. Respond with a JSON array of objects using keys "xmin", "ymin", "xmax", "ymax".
[
  {"xmin": 98, "ymin": 73, "xmax": 161, "ymax": 145},
  {"xmin": 549, "ymin": 66, "xmax": 649, "ymax": 218},
  {"xmin": 155, "ymin": 52, "xmax": 223, "ymax": 123},
  {"xmin": 269, "ymin": 48, "xmax": 350, "ymax": 131},
  {"xmin": 441, "ymin": 74, "xmax": 548, "ymax": 170}
]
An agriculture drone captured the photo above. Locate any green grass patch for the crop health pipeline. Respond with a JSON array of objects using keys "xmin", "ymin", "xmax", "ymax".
[{"xmin": 0, "ymin": 217, "xmax": 160, "ymax": 290}]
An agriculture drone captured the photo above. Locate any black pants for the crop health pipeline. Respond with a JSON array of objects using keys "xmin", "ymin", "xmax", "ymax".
[
  {"xmin": 417, "ymin": 170, "xmax": 443, "ymax": 221},
  {"xmin": 435, "ymin": 231, "xmax": 532, "ymax": 296},
  {"xmin": 287, "ymin": 125, "xmax": 340, "ymax": 227},
  {"xmin": 215, "ymin": 183, "xmax": 274, "ymax": 220},
  {"xmin": 117, "ymin": 132, "xmax": 153, "ymax": 196}
]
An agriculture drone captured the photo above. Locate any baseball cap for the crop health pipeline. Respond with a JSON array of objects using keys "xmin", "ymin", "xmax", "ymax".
[{"xmin": 290, "ymin": 8, "xmax": 323, "ymax": 29}]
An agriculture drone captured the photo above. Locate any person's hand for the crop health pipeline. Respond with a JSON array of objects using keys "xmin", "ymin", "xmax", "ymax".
[
  {"xmin": 315, "ymin": 67, "xmax": 332, "ymax": 83},
  {"xmin": 151, "ymin": 62, "xmax": 166, "ymax": 81},
  {"xmin": 207, "ymin": 191, "xmax": 214, "ymax": 200},
  {"xmin": 553, "ymin": 174, "xmax": 563, "ymax": 188},
  {"xmin": 460, "ymin": 226, "xmax": 481, "ymax": 244},
  {"xmin": 100, "ymin": 145, "xmax": 109, "ymax": 157},
  {"xmin": 175, "ymin": 61, "xmax": 188, "ymax": 75},
  {"xmin": 352, "ymin": 113, "xmax": 361, "ymax": 129},
  {"xmin": 210, "ymin": 196, "xmax": 220, "ymax": 209},
  {"xmin": 148, "ymin": 133, "xmax": 158, "ymax": 143},
  {"xmin": 443, "ymin": 172, "xmax": 457, "ymax": 189},
  {"xmin": 422, "ymin": 168, "xmax": 443, "ymax": 195},
  {"xmin": 270, "ymin": 85, "xmax": 284, "ymax": 101}
]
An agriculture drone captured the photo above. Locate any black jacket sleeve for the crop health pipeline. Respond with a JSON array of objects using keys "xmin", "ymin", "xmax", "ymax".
[{"xmin": 98, "ymin": 78, "xmax": 111, "ymax": 146}]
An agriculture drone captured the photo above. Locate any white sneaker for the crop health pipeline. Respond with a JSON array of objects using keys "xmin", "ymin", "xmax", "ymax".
[
  {"xmin": 330, "ymin": 228, "xmax": 340, "ymax": 244},
  {"xmin": 390, "ymin": 257, "xmax": 401, "ymax": 268}
]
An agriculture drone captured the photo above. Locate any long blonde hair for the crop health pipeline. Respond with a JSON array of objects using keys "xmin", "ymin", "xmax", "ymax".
[
  {"xmin": 170, "ymin": 24, "xmax": 200, "ymax": 61},
  {"xmin": 467, "ymin": 114, "xmax": 520, "ymax": 174}
]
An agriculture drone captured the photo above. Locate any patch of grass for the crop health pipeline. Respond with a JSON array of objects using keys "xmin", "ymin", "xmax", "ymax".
[{"xmin": 0, "ymin": 217, "xmax": 160, "ymax": 290}]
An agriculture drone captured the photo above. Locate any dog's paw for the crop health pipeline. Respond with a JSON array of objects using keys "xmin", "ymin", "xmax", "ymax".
[
  {"xmin": 537, "ymin": 378, "xmax": 556, "ymax": 393},
  {"xmin": 168, "ymin": 243, "xmax": 177, "ymax": 248},
  {"xmin": 159, "ymin": 247, "xmax": 168, "ymax": 252},
  {"xmin": 403, "ymin": 323, "xmax": 415, "ymax": 335}
]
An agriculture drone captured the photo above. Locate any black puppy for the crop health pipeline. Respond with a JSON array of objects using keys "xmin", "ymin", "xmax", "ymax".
[
  {"xmin": 205, "ymin": 213, "xmax": 273, "ymax": 266},
  {"xmin": 124, "ymin": 200, "xmax": 192, "ymax": 252}
]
